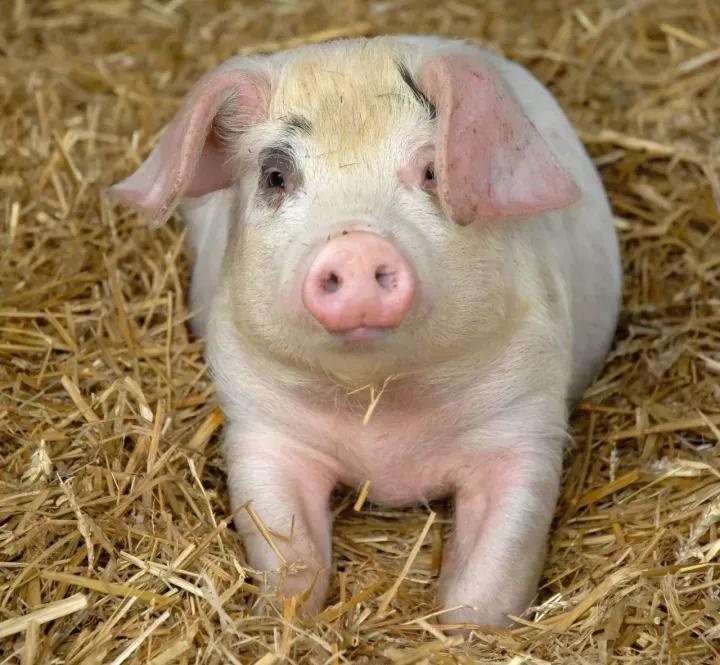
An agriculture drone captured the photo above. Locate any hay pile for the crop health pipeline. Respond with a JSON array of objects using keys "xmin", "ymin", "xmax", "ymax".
[{"xmin": 2, "ymin": 0, "xmax": 720, "ymax": 662}]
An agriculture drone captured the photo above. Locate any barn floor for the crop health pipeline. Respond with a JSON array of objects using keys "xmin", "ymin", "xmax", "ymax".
[{"xmin": 2, "ymin": 1, "xmax": 720, "ymax": 663}]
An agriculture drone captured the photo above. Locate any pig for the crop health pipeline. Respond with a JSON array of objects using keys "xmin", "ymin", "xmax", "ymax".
[{"xmin": 109, "ymin": 35, "xmax": 621, "ymax": 628}]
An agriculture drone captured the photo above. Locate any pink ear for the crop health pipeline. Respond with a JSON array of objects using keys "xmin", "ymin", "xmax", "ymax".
[
  {"xmin": 423, "ymin": 56, "xmax": 581, "ymax": 225},
  {"xmin": 109, "ymin": 69, "xmax": 267, "ymax": 223}
]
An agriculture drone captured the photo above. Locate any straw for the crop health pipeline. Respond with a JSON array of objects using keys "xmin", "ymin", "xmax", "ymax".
[{"xmin": 2, "ymin": 0, "xmax": 720, "ymax": 662}]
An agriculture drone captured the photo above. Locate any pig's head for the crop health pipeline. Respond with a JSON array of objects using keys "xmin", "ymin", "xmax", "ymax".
[{"xmin": 110, "ymin": 39, "xmax": 580, "ymax": 385}]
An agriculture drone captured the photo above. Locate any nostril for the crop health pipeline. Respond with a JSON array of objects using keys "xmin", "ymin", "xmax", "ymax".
[
  {"xmin": 323, "ymin": 272, "xmax": 341, "ymax": 294},
  {"xmin": 375, "ymin": 268, "xmax": 396, "ymax": 290}
]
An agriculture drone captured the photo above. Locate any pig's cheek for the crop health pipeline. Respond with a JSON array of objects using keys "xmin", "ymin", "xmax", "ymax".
[
  {"xmin": 276, "ymin": 238, "xmax": 322, "ymax": 323},
  {"xmin": 277, "ymin": 265, "xmax": 303, "ymax": 314},
  {"xmin": 411, "ymin": 279, "xmax": 432, "ymax": 321}
]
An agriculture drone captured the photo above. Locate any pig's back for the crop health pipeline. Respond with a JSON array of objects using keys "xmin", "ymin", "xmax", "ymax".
[{"xmin": 486, "ymin": 49, "xmax": 622, "ymax": 400}]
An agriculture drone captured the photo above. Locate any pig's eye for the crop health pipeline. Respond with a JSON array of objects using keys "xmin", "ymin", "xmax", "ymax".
[
  {"xmin": 398, "ymin": 147, "xmax": 436, "ymax": 192},
  {"xmin": 258, "ymin": 144, "xmax": 298, "ymax": 198},
  {"xmin": 266, "ymin": 170, "xmax": 285, "ymax": 189},
  {"xmin": 422, "ymin": 162, "xmax": 436, "ymax": 191}
]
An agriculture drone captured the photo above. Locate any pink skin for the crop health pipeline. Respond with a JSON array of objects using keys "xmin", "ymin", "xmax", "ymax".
[
  {"xmin": 108, "ymin": 70, "xmax": 267, "ymax": 223},
  {"xmin": 301, "ymin": 231, "xmax": 416, "ymax": 340},
  {"xmin": 225, "ymin": 431, "xmax": 337, "ymax": 615},
  {"xmin": 436, "ymin": 453, "xmax": 558, "ymax": 627},
  {"xmin": 225, "ymin": 402, "xmax": 560, "ymax": 626},
  {"xmin": 422, "ymin": 56, "xmax": 581, "ymax": 224},
  {"xmin": 109, "ymin": 40, "xmax": 619, "ymax": 628}
]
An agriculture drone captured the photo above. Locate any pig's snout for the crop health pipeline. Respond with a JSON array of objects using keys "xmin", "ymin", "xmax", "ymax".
[{"xmin": 301, "ymin": 231, "xmax": 416, "ymax": 338}]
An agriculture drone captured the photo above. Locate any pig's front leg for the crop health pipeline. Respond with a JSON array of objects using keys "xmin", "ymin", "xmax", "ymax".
[
  {"xmin": 438, "ymin": 445, "xmax": 561, "ymax": 628},
  {"xmin": 223, "ymin": 424, "xmax": 337, "ymax": 615}
]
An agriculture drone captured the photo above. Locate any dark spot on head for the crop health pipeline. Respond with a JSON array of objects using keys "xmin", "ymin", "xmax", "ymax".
[
  {"xmin": 397, "ymin": 63, "xmax": 437, "ymax": 120},
  {"xmin": 285, "ymin": 114, "xmax": 312, "ymax": 134}
]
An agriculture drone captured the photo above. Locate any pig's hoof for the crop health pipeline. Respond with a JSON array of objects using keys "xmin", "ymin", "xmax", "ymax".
[
  {"xmin": 437, "ymin": 603, "xmax": 516, "ymax": 634},
  {"xmin": 280, "ymin": 572, "xmax": 328, "ymax": 619},
  {"xmin": 250, "ymin": 567, "xmax": 328, "ymax": 620}
]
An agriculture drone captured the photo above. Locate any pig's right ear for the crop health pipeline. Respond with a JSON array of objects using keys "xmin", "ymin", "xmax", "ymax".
[{"xmin": 109, "ymin": 69, "xmax": 268, "ymax": 224}]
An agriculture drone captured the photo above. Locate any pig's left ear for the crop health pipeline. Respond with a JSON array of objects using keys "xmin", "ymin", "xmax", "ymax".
[
  {"xmin": 109, "ymin": 69, "xmax": 268, "ymax": 224},
  {"xmin": 422, "ymin": 55, "xmax": 581, "ymax": 225}
]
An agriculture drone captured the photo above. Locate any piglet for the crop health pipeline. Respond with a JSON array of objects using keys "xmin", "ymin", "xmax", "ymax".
[{"xmin": 110, "ymin": 36, "xmax": 621, "ymax": 627}]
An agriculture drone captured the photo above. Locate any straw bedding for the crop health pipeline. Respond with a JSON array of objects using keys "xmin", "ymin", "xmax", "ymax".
[{"xmin": 1, "ymin": 0, "xmax": 720, "ymax": 662}]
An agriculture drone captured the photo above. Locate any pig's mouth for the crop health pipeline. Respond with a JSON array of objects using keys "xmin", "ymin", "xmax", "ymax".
[{"xmin": 330, "ymin": 326, "xmax": 394, "ymax": 343}]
